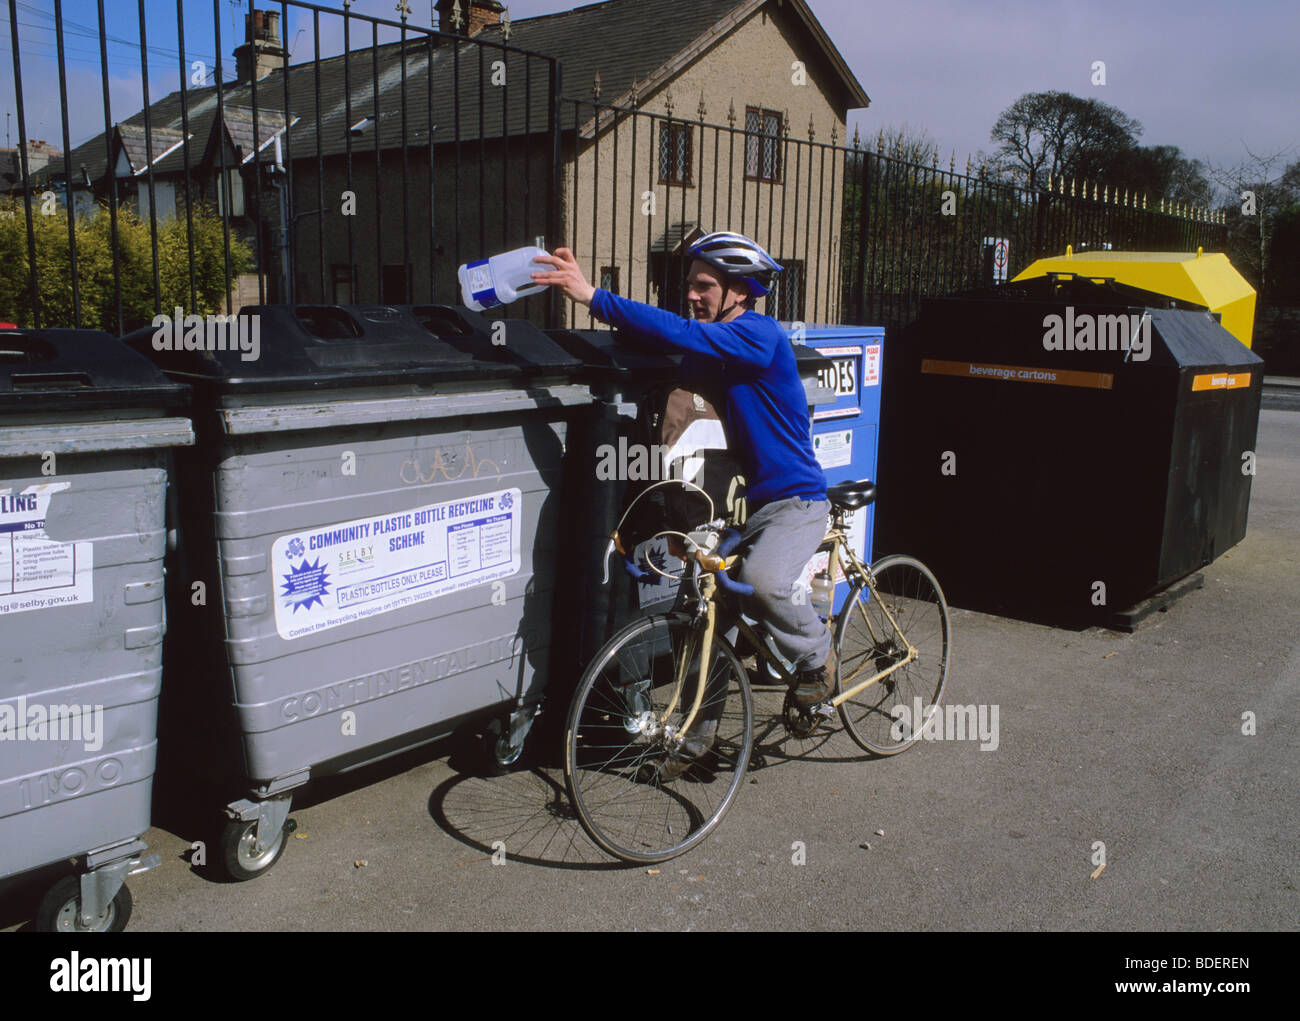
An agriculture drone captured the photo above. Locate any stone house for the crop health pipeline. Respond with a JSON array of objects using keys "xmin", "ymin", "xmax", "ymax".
[{"xmin": 29, "ymin": 0, "xmax": 868, "ymax": 323}]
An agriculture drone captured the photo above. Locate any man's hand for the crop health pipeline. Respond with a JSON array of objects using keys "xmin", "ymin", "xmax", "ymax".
[{"xmin": 530, "ymin": 247, "xmax": 596, "ymax": 307}]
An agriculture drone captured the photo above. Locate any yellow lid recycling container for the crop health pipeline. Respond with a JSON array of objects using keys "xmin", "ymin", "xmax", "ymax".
[{"xmin": 1013, "ymin": 248, "xmax": 1256, "ymax": 348}]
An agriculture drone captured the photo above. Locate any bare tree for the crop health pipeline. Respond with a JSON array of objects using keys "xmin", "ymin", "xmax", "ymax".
[
  {"xmin": 868, "ymin": 122, "xmax": 944, "ymax": 168},
  {"xmin": 989, "ymin": 91, "xmax": 1142, "ymax": 190},
  {"xmin": 1208, "ymin": 143, "xmax": 1300, "ymax": 296}
]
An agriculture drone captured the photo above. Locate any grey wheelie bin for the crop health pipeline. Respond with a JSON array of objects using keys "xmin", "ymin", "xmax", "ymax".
[
  {"xmin": 0, "ymin": 329, "xmax": 192, "ymax": 931},
  {"xmin": 125, "ymin": 304, "xmax": 588, "ymax": 881}
]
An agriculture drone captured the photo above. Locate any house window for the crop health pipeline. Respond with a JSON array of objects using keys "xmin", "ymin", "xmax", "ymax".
[
  {"xmin": 215, "ymin": 168, "xmax": 244, "ymax": 217},
  {"xmin": 138, "ymin": 180, "xmax": 176, "ymax": 221},
  {"xmin": 745, "ymin": 107, "xmax": 783, "ymax": 182},
  {"xmin": 766, "ymin": 258, "xmax": 803, "ymax": 321},
  {"xmin": 658, "ymin": 122, "xmax": 692, "ymax": 186},
  {"xmin": 332, "ymin": 264, "xmax": 355, "ymax": 305},
  {"xmin": 599, "ymin": 266, "xmax": 620, "ymax": 294}
]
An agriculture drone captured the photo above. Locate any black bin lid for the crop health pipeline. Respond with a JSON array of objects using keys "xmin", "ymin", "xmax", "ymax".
[
  {"xmin": 544, "ymin": 328, "xmax": 682, "ymax": 378},
  {"xmin": 0, "ymin": 328, "xmax": 189, "ymax": 412},
  {"xmin": 915, "ymin": 275, "xmax": 1260, "ymax": 373},
  {"xmin": 1147, "ymin": 308, "xmax": 1263, "ymax": 372},
  {"xmin": 403, "ymin": 305, "xmax": 582, "ymax": 377},
  {"xmin": 122, "ymin": 304, "xmax": 577, "ymax": 394}
]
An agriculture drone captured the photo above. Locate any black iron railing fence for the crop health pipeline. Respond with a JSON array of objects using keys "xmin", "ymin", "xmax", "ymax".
[
  {"xmin": 2, "ymin": 1, "xmax": 1227, "ymax": 335},
  {"xmin": 2, "ymin": 0, "xmax": 560, "ymax": 331},
  {"xmin": 838, "ymin": 147, "xmax": 1230, "ymax": 332},
  {"xmin": 557, "ymin": 94, "xmax": 1226, "ymax": 331},
  {"xmin": 559, "ymin": 95, "xmax": 850, "ymax": 329}
]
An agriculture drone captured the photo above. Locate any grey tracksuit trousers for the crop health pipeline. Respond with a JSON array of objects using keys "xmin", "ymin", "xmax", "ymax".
[{"xmin": 730, "ymin": 496, "xmax": 833, "ymax": 672}]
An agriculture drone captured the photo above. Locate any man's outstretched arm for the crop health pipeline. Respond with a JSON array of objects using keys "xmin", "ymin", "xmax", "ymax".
[{"xmin": 532, "ymin": 248, "xmax": 777, "ymax": 370}]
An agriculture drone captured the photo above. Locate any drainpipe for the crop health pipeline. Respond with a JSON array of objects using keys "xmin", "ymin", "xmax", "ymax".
[{"xmin": 269, "ymin": 133, "xmax": 290, "ymax": 303}]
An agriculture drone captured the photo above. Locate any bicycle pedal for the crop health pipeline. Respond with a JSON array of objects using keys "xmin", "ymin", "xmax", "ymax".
[{"xmin": 812, "ymin": 701, "xmax": 835, "ymax": 717}]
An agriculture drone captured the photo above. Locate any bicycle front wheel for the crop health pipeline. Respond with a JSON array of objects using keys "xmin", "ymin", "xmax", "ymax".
[
  {"xmin": 835, "ymin": 555, "xmax": 951, "ymax": 756},
  {"xmin": 563, "ymin": 612, "xmax": 753, "ymax": 864}
]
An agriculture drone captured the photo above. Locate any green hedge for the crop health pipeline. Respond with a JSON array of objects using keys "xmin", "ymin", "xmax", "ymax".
[{"xmin": 0, "ymin": 197, "xmax": 253, "ymax": 331}]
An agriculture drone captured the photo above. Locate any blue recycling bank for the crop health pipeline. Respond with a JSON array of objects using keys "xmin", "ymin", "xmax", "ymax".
[{"xmin": 786, "ymin": 323, "xmax": 885, "ymax": 613}]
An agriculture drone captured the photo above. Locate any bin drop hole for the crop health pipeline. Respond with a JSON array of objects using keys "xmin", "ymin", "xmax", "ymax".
[
  {"xmin": 295, "ymin": 306, "xmax": 363, "ymax": 340},
  {"xmin": 411, "ymin": 306, "xmax": 473, "ymax": 338}
]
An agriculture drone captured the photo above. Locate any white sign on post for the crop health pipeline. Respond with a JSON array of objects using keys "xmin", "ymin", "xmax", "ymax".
[{"xmin": 983, "ymin": 237, "xmax": 1010, "ymax": 283}]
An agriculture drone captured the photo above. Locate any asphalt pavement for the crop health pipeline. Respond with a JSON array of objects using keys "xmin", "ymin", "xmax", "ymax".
[{"xmin": 4, "ymin": 410, "xmax": 1297, "ymax": 932}]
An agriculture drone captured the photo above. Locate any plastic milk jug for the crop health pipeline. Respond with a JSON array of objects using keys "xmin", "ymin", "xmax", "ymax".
[{"xmin": 458, "ymin": 246, "xmax": 555, "ymax": 311}]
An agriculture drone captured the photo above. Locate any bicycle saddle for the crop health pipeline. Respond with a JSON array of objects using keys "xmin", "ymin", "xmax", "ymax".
[{"xmin": 826, "ymin": 479, "xmax": 877, "ymax": 510}]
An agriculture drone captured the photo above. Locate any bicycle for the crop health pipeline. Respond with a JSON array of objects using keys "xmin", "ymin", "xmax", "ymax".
[{"xmin": 562, "ymin": 478, "xmax": 951, "ymax": 864}]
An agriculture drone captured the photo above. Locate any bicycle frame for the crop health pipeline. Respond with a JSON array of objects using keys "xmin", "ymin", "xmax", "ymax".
[
  {"xmin": 660, "ymin": 578, "xmax": 716, "ymax": 741},
  {"xmin": 820, "ymin": 523, "xmax": 919, "ymax": 706},
  {"xmin": 665, "ymin": 508, "xmax": 918, "ymax": 736}
]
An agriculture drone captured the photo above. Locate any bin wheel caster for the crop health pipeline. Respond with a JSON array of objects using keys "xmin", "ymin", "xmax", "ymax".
[
  {"xmin": 35, "ymin": 875, "xmax": 132, "ymax": 933},
  {"xmin": 220, "ymin": 816, "xmax": 290, "ymax": 881},
  {"xmin": 483, "ymin": 718, "xmax": 525, "ymax": 775}
]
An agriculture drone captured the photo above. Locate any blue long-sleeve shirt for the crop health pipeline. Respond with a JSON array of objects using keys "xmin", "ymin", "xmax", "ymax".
[{"xmin": 589, "ymin": 289, "xmax": 826, "ymax": 509}]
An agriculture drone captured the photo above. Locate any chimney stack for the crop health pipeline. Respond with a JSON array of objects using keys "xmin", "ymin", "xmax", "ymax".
[
  {"xmin": 436, "ymin": 0, "xmax": 505, "ymax": 38},
  {"xmin": 234, "ymin": 7, "xmax": 287, "ymax": 82}
]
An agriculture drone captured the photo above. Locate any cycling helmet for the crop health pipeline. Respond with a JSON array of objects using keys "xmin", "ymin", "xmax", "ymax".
[{"xmin": 687, "ymin": 231, "xmax": 783, "ymax": 297}]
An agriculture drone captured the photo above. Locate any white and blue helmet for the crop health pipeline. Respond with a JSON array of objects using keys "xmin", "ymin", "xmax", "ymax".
[{"xmin": 687, "ymin": 231, "xmax": 783, "ymax": 296}]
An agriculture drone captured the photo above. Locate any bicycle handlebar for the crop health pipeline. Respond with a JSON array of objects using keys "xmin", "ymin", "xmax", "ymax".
[
  {"xmin": 716, "ymin": 528, "xmax": 744, "ymax": 557},
  {"xmin": 620, "ymin": 552, "xmax": 655, "ymax": 583},
  {"xmin": 712, "ymin": 528, "xmax": 753, "ymax": 596},
  {"xmin": 713, "ymin": 566, "xmax": 754, "ymax": 597},
  {"xmin": 619, "ymin": 526, "xmax": 753, "ymax": 597}
]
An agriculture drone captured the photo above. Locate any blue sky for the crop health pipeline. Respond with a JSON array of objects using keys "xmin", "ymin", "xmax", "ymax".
[{"xmin": 3, "ymin": 0, "xmax": 1296, "ymax": 192}]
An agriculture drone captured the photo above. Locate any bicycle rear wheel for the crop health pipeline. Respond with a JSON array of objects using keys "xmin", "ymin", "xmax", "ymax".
[
  {"xmin": 564, "ymin": 612, "xmax": 753, "ymax": 864},
  {"xmin": 835, "ymin": 555, "xmax": 950, "ymax": 756}
]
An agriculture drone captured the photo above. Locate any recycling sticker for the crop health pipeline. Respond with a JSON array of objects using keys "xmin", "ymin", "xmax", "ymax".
[
  {"xmin": 0, "ymin": 482, "xmax": 94, "ymax": 616},
  {"xmin": 271, "ymin": 487, "xmax": 522, "ymax": 641}
]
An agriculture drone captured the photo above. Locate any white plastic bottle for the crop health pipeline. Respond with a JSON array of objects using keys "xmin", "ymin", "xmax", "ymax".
[
  {"xmin": 810, "ymin": 570, "xmax": 834, "ymax": 618},
  {"xmin": 458, "ymin": 246, "xmax": 555, "ymax": 311}
]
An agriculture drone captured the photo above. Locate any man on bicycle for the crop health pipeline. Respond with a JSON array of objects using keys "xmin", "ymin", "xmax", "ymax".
[{"xmin": 533, "ymin": 232, "xmax": 835, "ymax": 725}]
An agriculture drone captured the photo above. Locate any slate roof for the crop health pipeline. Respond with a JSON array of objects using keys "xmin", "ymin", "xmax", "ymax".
[
  {"xmin": 23, "ymin": 0, "xmax": 866, "ymax": 190},
  {"xmin": 496, "ymin": 0, "xmax": 743, "ymax": 114},
  {"xmin": 215, "ymin": 107, "xmax": 294, "ymax": 164},
  {"xmin": 117, "ymin": 124, "xmax": 187, "ymax": 175}
]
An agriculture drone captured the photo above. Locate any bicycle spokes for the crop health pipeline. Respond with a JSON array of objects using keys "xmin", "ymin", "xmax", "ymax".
[
  {"xmin": 564, "ymin": 614, "xmax": 753, "ymax": 863},
  {"xmin": 835, "ymin": 557, "xmax": 951, "ymax": 757}
]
